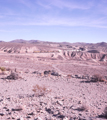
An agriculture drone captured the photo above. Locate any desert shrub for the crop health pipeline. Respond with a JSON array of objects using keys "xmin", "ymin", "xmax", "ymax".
[
  {"xmin": 7, "ymin": 72, "xmax": 20, "ymax": 80},
  {"xmin": 0, "ymin": 67, "xmax": 6, "ymax": 71},
  {"xmin": 44, "ymin": 70, "xmax": 51, "ymax": 75},
  {"xmin": 32, "ymin": 84, "xmax": 51, "ymax": 97},
  {"xmin": 67, "ymin": 74, "xmax": 72, "ymax": 78},
  {"xmin": 44, "ymin": 70, "xmax": 60, "ymax": 77},
  {"xmin": 92, "ymin": 74, "xmax": 105, "ymax": 82}
]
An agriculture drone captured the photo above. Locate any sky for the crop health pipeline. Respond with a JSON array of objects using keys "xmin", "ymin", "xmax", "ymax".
[{"xmin": 0, "ymin": 0, "xmax": 107, "ymax": 43}]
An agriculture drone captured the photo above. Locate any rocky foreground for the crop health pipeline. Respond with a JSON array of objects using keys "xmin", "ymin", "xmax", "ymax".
[{"xmin": 0, "ymin": 68, "xmax": 107, "ymax": 120}]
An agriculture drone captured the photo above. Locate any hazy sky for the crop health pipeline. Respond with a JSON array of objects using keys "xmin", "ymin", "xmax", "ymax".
[{"xmin": 0, "ymin": 0, "xmax": 107, "ymax": 43}]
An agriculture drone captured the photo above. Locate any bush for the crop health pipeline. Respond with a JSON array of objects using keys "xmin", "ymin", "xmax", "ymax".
[
  {"xmin": 32, "ymin": 84, "xmax": 51, "ymax": 97},
  {"xmin": 7, "ymin": 72, "xmax": 20, "ymax": 80},
  {"xmin": 92, "ymin": 74, "xmax": 105, "ymax": 82},
  {"xmin": 67, "ymin": 74, "xmax": 72, "ymax": 78},
  {"xmin": 0, "ymin": 67, "xmax": 6, "ymax": 71}
]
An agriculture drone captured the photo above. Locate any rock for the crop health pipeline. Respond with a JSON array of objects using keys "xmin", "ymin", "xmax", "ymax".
[
  {"xmin": 57, "ymin": 100, "xmax": 63, "ymax": 106},
  {"xmin": 32, "ymin": 71, "xmax": 40, "ymax": 74},
  {"xmin": 34, "ymin": 117, "xmax": 43, "ymax": 120},
  {"xmin": 12, "ymin": 106, "xmax": 23, "ymax": 111},
  {"xmin": 57, "ymin": 113, "xmax": 65, "ymax": 119},
  {"xmin": 44, "ymin": 70, "xmax": 60, "ymax": 76},
  {"xmin": 44, "ymin": 70, "xmax": 51, "ymax": 75},
  {"xmin": 63, "ymin": 117, "xmax": 69, "ymax": 120},
  {"xmin": 71, "ymin": 75, "xmax": 75, "ymax": 78},
  {"xmin": 2, "ymin": 71, "xmax": 10, "ymax": 75},
  {"xmin": 17, "ymin": 117, "xmax": 24, "ymax": 120},
  {"xmin": 0, "ymin": 99, "xmax": 3, "ymax": 102},
  {"xmin": 78, "ymin": 101, "xmax": 82, "ymax": 104},
  {"xmin": 28, "ymin": 112, "xmax": 35, "ymax": 115},
  {"xmin": 75, "ymin": 75, "xmax": 82, "ymax": 79},
  {"xmin": 82, "ymin": 75, "xmax": 89, "ymax": 79},
  {"xmin": 19, "ymin": 117, "xmax": 24, "ymax": 120},
  {"xmin": 51, "ymin": 70, "xmax": 60, "ymax": 76},
  {"xmin": 105, "ymin": 76, "xmax": 107, "ymax": 80},
  {"xmin": 45, "ymin": 107, "xmax": 53, "ymax": 114},
  {"xmin": 26, "ymin": 116, "xmax": 31, "ymax": 118},
  {"xmin": 0, "ymin": 113, "xmax": 4, "ymax": 116},
  {"xmin": 76, "ymin": 105, "xmax": 89, "ymax": 112}
]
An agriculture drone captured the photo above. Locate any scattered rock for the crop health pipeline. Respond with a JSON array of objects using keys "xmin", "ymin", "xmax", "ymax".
[
  {"xmin": 44, "ymin": 70, "xmax": 51, "ymax": 75},
  {"xmin": 34, "ymin": 117, "xmax": 43, "ymax": 120},
  {"xmin": 43, "ymin": 70, "xmax": 61, "ymax": 76},
  {"xmin": 51, "ymin": 70, "xmax": 60, "ymax": 76},
  {"xmin": 28, "ymin": 112, "xmax": 35, "ymax": 115},
  {"xmin": 45, "ymin": 107, "xmax": 53, "ymax": 114},
  {"xmin": 104, "ymin": 76, "xmax": 107, "ymax": 80},
  {"xmin": 0, "ymin": 113, "xmax": 4, "ymax": 116},
  {"xmin": 12, "ymin": 106, "xmax": 23, "ymax": 111},
  {"xmin": 57, "ymin": 100, "xmax": 63, "ymax": 106},
  {"xmin": 75, "ymin": 105, "xmax": 89, "ymax": 112}
]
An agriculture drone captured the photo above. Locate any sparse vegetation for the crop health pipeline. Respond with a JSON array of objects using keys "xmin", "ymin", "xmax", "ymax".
[
  {"xmin": 32, "ymin": 84, "xmax": 51, "ymax": 97},
  {"xmin": 92, "ymin": 74, "xmax": 105, "ymax": 82},
  {"xmin": 0, "ymin": 67, "xmax": 6, "ymax": 71},
  {"xmin": 67, "ymin": 74, "xmax": 72, "ymax": 78},
  {"xmin": 7, "ymin": 72, "xmax": 20, "ymax": 80}
]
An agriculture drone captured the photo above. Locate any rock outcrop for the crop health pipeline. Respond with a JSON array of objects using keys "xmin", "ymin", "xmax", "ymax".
[{"xmin": 63, "ymin": 51, "xmax": 107, "ymax": 62}]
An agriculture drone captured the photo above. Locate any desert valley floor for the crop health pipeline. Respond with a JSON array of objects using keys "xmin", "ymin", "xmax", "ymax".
[{"xmin": 0, "ymin": 41, "xmax": 107, "ymax": 120}]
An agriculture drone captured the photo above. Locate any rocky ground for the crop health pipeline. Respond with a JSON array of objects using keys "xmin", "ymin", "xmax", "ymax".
[{"xmin": 0, "ymin": 52, "xmax": 107, "ymax": 120}]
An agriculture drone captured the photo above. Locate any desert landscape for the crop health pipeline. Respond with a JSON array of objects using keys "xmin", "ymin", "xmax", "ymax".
[{"xmin": 0, "ymin": 40, "xmax": 107, "ymax": 120}]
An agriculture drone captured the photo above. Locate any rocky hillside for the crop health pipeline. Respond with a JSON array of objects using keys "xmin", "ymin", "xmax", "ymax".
[
  {"xmin": 0, "ymin": 42, "xmax": 39, "ymax": 53},
  {"xmin": 63, "ymin": 51, "xmax": 107, "ymax": 62},
  {"xmin": 0, "ymin": 41, "xmax": 107, "ymax": 63}
]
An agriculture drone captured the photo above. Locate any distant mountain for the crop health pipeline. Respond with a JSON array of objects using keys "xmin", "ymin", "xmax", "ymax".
[
  {"xmin": 9, "ymin": 40, "xmax": 107, "ymax": 47},
  {"xmin": 29, "ymin": 40, "xmax": 40, "ymax": 43},
  {"xmin": 10, "ymin": 39, "xmax": 60, "ymax": 45},
  {"xmin": 10, "ymin": 39, "xmax": 42, "ymax": 44},
  {"xmin": 61, "ymin": 42, "xmax": 71, "ymax": 45},
  {"xmin": 96, "ymin": 42, "xmax": 107, "ymax": 47},
  {"xmin": 0, "ymin": 40, "xmax": 4, "ymax": 42},
  {"xmin": 10, "ymin": 39, "xmax": 27, "ymax": 43}
]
